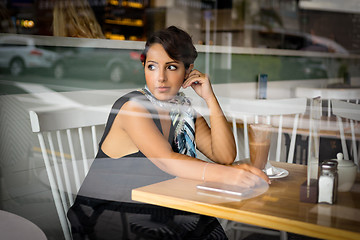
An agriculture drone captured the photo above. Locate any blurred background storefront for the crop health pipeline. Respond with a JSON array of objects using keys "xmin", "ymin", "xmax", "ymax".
[
  {"xmin": 1, "ymin": 0, "xmax": 359, "ymax": 94},
  {"xmin": 0, "ymin": 1, "xmax": 359, "ymax": 239}
]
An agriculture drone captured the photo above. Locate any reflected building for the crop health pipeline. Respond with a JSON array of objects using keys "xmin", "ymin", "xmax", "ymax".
[
  {"xmin": 3, "ymin": 0, "xmax": 360, "ymax": 54},
  {"xmin": 103, "ymin": 0, "xmax": 149, "ymax": 40}
]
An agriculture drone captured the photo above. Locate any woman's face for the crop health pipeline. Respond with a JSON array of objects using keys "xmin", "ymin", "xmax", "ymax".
[{"xmin": 144, "ymin": 43, "xmax": 191, "ymax": 101}]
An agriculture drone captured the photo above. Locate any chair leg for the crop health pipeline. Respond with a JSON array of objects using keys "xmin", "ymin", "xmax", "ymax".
[
  {"xmin": 120, "ymin": 212, "xmax": 129, "ymax": 240},
  {"xmin": 280, "ymin": 231, "xmax": 288, "ymax": 240},
  {"xmin": 219, "ymin": 218, "xmax": 228, "ymax": 230}
]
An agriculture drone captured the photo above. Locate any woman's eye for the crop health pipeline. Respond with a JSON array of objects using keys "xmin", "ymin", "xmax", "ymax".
[
  {"xmin": 147, "ymin": 65, "xmax": 156, "ymax": 70},
  {"xmin": 168, "ymin": 65, "xmax": 177, "ymax": 70}
]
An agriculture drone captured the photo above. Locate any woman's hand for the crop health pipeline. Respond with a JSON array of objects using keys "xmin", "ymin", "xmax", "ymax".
[
  {"xmin": 209, "ymin": 163, "xmax": 270, "ymax": 188},
  {"xmin": 182, "ymin": 69, "xmax": 214, "ymax": 102},
  {"xmin": 232, "ymin": 163, "xmax": 271, "ymax": 185}
]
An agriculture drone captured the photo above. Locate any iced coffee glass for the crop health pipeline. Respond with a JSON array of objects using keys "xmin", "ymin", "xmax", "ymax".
[{"xmin": 248, "ymin": 124, "xmax": 272, "ymax": 170}]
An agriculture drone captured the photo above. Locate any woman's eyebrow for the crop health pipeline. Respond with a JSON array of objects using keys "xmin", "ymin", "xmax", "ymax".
[
  {"xmin": 147, "ymin": 60, "xmax": 179, "ymax": 65},
  {"xmin": 166, "ymin": 61, "xmax": 179, "ymax": 64},
  {"xmin": 147, "ymin": 60, "xmax": 158, "ymax": 64}
]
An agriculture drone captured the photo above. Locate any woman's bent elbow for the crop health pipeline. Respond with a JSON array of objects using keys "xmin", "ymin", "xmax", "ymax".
[{"xmin": 214, "ymin": 151, "xmax": 236, "ymax": 165}]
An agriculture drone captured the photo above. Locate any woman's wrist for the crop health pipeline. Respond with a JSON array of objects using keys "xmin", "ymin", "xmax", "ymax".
[
  {"xmin": 202, "ymin": 162, "xmax": 209, "ymax": 182},
  {"xmin": 204, "ymin": 163, "xmax": 232, "ymax": 184},
  {"xmin": 204, "ymin": 93, "xmax": 217, "ymax": 107},
  {"xmin": 205, "ymin": 94, "xmax": 226, "ymax": 118}
]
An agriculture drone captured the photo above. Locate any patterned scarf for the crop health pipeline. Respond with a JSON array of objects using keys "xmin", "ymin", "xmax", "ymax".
[{"xmin": 140, "ymin": 86, "xmax": 197, "ymax": 158}]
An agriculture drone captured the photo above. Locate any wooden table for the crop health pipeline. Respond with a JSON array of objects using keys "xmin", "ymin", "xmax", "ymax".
[{"xmin": 132, "ymin": 162, "xmax": 360, "ymax": 240}]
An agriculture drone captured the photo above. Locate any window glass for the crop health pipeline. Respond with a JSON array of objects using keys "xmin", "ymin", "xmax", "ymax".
[
  {"xmin": 0, "ymin": 1, "xmax": 360, "ymax": 239},
  {"xmin": 0, "ymin": 0, "xmax": 358, "ymax": 92}
]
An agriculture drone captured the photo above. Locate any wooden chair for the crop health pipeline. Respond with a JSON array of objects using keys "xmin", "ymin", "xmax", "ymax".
[
  {"xmin": 29, "ymin": 106, "xmax": 108, "ymax": 240},
  {"xmin": 218, "ymin": 97, "xmax": 307, "ymax": 240},
  {"xmin": 331, "ymin": 99, "xmax": 360, "ymax": 167}
]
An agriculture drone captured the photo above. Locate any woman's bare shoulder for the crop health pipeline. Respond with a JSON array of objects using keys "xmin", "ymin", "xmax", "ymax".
[
  {"xmin": 120, "ymin": 98, "xmax": 151, "ymax": 114},
  {"xmin": 115, "ymin": 97, "xmax": 155, "ymax": 128}
]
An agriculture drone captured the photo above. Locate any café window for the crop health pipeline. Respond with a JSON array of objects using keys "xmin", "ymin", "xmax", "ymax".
[
  {"xmin": 1, "ymin": 0, "xmax": 358, "ymax": 53},
  {"xmin": 1, "ymin": 1, "xmax": 360, "ymax": 240},
  {"xmin": 0, "ymin": 0, "xmax": 359, "ymax": 92}
]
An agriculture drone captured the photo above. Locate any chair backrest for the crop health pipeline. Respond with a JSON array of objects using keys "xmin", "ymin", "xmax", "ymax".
[
  {"xmin": 219, "ymin": 98, "xmax": 307, "ymax": 164},
  {"xmin": 295, "ymin": 87, "xmax": 360, "ymax": 117},
  {"xmin": 29, "ymin": 106, "xmax": 109, "ymax": 240},
  {"xmin": 331, "ymin": 99, "xmax": 360, "ymax": 166}
]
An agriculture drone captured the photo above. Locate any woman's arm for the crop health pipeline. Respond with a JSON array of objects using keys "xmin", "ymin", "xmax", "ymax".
[
  {"xmin": 118, "ymin": 100, "xmax": 269, "ymax": 186},
  {"xmin": 183, "ymin": 70, "xmax": 236, "ymax": 165}
]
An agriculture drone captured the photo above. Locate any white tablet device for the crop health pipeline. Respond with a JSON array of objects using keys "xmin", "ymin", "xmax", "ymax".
[{"xmin": 196, "ymin": 182, "xmax": 252, "ymax": 197}]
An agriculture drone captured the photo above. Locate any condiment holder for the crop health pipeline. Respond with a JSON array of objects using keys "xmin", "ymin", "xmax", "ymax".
[{"xmin": 334, "ymin": 153, "xmax": 357, "ymax": 192}]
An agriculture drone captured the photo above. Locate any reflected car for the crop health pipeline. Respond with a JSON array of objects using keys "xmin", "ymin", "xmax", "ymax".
[
  {"xmin": 0, "ymin": 35, "xmax": 63, "ymax": 77},
  {"xmin": 255, "ymin": 27, "xmax": 349, "ymax": 79},
  {"xmin": 58, "ymin": 47, "xmax": 144, "ymax": 83}
]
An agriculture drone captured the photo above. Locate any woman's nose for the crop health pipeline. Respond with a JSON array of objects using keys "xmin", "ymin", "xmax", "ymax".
[{"xmin": 158, "ymin": 69, "xmax": 166, "ymax": 82}]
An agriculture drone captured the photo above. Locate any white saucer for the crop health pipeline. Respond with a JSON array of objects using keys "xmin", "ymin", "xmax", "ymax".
[
  {"xmin": 266, "ymin": 167, "xmax": 289, "ymax": 179},
  {"xmin": 234, "ymin": 160, "xmax": 289, "ymax": 179}
]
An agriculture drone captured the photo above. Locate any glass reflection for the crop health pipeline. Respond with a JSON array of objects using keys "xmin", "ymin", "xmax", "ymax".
[
  {"xmin": 52, "ymin": 0, "xmax": 105, "ymax": 39},
  {"xmin": 0, "ymin": 35, "xmax": 63, "ymax": 77},
  {"xmin": 1, "ymin": 1, "xmax": 360, "ymax": 240}
]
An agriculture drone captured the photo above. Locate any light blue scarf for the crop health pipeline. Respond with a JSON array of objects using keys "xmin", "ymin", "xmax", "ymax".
[{"xmin": 141, "ymin": 86, "xmax": 197, "ymax": 158}]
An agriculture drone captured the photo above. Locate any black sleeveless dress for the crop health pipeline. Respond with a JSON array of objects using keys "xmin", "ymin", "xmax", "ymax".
[{"xmin": 67, "ymin": 91, "xmax": 228, "ymax": 240}]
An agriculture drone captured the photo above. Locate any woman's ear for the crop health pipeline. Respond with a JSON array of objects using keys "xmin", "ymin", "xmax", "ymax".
[{"xmin": 185, "ymin": 64, "xmax": 194, "ymax": 79}]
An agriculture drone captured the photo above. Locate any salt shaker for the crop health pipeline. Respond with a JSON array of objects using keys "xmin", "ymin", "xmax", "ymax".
[{"xmin": 318, "ymin": 160, "xmax": 338, "ymax": 204}]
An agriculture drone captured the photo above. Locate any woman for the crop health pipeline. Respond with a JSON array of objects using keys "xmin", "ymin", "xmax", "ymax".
[{"xmin": 68, "ymin": 26, "xmax": 269, "ymax": 240}]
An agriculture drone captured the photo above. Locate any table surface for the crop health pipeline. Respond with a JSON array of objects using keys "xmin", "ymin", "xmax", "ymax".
[
  {"xmin": 0, "ymin": 210, "xmax": 47, "ymax": 240},
  {"xmin": 132, "ymin": 162, "xmax": 360, "ymax": 240}
]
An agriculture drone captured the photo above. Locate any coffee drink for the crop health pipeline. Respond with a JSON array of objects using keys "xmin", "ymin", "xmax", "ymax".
[{"xmin": 248, "ymin": 124, "xmax": 271, "ymax": 170}]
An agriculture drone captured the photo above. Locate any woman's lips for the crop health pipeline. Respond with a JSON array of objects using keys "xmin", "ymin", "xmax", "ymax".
[{"xmin": 157, "ymin": 86, "xmax": 170, "ymax": 92}]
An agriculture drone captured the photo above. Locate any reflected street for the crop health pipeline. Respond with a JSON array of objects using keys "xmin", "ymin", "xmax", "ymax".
[{"xmin": 0, "ymin": 73, "xmax": 145, "ymax": 95}]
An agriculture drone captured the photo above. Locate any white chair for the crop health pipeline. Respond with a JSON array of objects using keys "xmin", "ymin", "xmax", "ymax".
[
  {"xmin": 295, "ymin": 87, "xmax": 360, "ymax": 117},
  {"xmin": 29, "ymin": 106, "xmax": 108, "ymax": 240},
  {"xmin": 218, "ymin": 97, "xmax": 307, "ymax": 240},
  {"xmin": 331, "ymin": 99, "xmax": 360, "ymax": 167},
  {"xmin": 220, "ymin": 97, "xmax": 308, "ymax": 164}
]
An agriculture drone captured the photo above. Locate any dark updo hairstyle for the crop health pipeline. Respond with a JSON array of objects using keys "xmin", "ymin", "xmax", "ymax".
[{"xmin": 141, "ymin": 26, "xmax": 198, "ymax": 69}]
